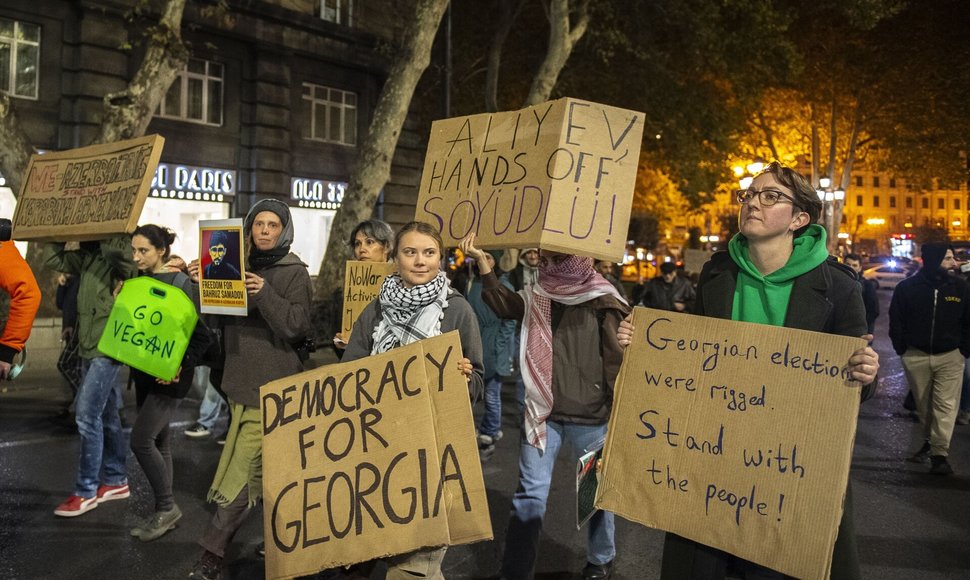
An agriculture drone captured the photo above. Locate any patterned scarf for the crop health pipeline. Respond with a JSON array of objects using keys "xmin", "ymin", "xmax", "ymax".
[
  {"xmin": 372, "ymin": 271, "xmax": 450, "ymax": 354},
  {"xmin": 522, "ymin": 255, "xmax": 626, "ymax": 452}
]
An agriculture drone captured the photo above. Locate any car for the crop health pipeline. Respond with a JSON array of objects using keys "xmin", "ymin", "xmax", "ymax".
[{"xmin": 862, "ymin": 264, "xmax": 917, "ymax": 290}]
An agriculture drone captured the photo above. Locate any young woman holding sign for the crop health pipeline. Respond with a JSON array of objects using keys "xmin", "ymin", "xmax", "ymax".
[
  {"xmin": 126, "ymin": 224, "xmax": 211, "ymax": 541},
  {"xmin": 342, "ymin": 220, "xmax": 484, "ymax": 580},
  {"xmin": 617, "ymin": 162, "xmax": 879, "ymax": 580}
]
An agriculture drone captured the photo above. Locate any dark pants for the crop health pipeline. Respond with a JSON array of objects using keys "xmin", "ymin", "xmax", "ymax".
[
  {"xmin": 130, "ymin": 392, "xmax": 179, "ymax": 512},
  {"xmin": 199, "ymin": 487, "xmax": 253, "ymax": 558}
]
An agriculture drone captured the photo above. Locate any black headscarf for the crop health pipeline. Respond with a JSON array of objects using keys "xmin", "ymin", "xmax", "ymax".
[{"xmin": 244, "ymin": 199, "xmax": 294, "ymax": 270}]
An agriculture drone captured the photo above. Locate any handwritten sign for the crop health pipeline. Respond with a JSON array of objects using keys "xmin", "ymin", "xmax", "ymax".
[
  {"xmin": 342, "ymin": 261, "xmax": 396, "ymax": 339},
  {"xmin": 12, "ymin": 135, "xmax": 164, "ymax": 241},
  {"xmin": 595, "ymin": 308, "xmax": 864, "ymax": 580},
  {"xmin": 414, "ymin": 98, "xmax": 644, "ymax": 261},
  {"xmin": 260, "ymin": 332, "xmax": 492, "ymax": 580},
  {"xmin": 199, "ymin": 218, "xmax": 248, "ymax": 316}
]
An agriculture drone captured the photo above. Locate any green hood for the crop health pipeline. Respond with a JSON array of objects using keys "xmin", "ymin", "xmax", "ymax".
[{"xmin": 727, "ymin": 224, "xmax": 829, "ymax": 325}]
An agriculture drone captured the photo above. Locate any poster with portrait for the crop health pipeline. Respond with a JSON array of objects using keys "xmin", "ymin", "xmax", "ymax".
[{"xmin": 199, "ymin": 218, "xmax": 248, "ymax": 316}]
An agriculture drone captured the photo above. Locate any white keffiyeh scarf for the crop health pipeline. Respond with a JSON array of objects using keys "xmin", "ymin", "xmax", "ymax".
[{"xmin": 371, "ymin": 271, "xmax": 450, "ymax": 354}]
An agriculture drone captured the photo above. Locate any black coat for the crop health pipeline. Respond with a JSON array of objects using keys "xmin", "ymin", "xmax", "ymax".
[
  {"xmin": 888, "ymin": 269, "xmax": 970, "ymax": 357},
  {"xmin": 661, "ymin": 251, "xmax": 865, "ymax": 580}
]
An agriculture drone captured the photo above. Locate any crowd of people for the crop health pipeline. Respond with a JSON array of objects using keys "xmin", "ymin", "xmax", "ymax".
[{"xmin": 16, "ymin": 160, "xmax": 970, "ymax": 580}]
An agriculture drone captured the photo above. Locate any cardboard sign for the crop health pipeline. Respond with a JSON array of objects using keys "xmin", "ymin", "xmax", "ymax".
[
  {"xmin": 260, "ymin": 332, "xmax": 492, "ymax": 580},
  {"xmin": 595, "ymin": 308, "xmax": 865, "ymax": 580},
  {"xmin": 199, "ymin": 219, "xmax": 248, "ymax": 316},
  {"xmin": 414, "ymin": 98, "xmax": 645, "ymax": 261},
  {"xmin": 341, "ymin": 261, "xmax": 396, "ymax": 338},
  {"xmin": 97, "ymin": 276, "xmax": 198, "ymax": 381},
  {"xmin": 12, "ymin": 135, "xmax": 164, "ymax": 241}
]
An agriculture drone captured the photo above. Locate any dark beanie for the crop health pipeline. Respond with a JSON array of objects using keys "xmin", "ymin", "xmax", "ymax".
[{"xmin": 921, "ymin": 243, "xmax": 949, "ymax": 272}]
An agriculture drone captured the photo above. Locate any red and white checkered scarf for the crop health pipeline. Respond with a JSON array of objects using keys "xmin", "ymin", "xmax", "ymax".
[{"xmin": 521, "ymin": 254, "xmax": 626, "ymax": 452}]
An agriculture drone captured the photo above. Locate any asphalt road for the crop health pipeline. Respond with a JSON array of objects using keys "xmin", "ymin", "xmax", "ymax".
[{"xmin": 0, "ymin": 289, "xmax": 967, "ymax": 579}]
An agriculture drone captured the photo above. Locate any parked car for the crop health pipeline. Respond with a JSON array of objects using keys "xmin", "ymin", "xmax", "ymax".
[{"xmin": 863, "ymin": 264, "xmax": 918, "ymax": 290}]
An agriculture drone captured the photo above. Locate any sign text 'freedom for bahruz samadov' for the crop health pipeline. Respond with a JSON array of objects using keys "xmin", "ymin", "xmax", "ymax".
[
  {"xmin": 414, "ymin": 98, "xmax": 645, "ymax": 262},
  {"xmin": 260, "ymin": 332, "xmax": 492, "ymax": 580},
  {"xmin": 595, "ymin": 308, "xmax": 865, "ymax": 580},
  {"xmin": 12, "ymin": 135, "xmax": 165, "ymax": 242}
]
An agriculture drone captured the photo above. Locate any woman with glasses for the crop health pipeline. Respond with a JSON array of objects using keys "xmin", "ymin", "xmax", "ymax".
[{"xmin": 618, "ymin": 162, "xmax": 879, "ymax": 580}]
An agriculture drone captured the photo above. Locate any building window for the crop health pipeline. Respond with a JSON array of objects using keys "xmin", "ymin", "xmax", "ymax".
[
  {"xmin": 956, "ymin": 199, "xmax": 961, "ymax": 210},
  {"xmin": 0, "ymin": 18, "xmax": 41, "ymax": 99},
  {"xmin": 855, "ymin": 195, "xmax": 863, "ymax": 207},
  {"xmin": 938, "ymin": 198, "xmax": 945, "ymax": 209},
  {"xmin": 890, "ymin": 177, "xmax": 897, "ymax": 188},
  {"xmin": 873, "ymin": 195, "xmax": 880, "ymax": 208},
  {"xmin": 855, "ymin": 175, "xmax": 863, "ymax": 187},
  {"xmin": 303, "ymin": 83, "xmax": 357, "ymax": 145},
  {"xmin": 873, "ymin": 176, "xmax": 880, "ymax": 188},
  {"xmin": 157, "ymin": 58, "xmax": 224, "ymax": 126},
  {"xmin": 319, "ymin": 0, "xmax": 353, "ymax": 25},
  {"xmin": 922, "ymin": 197, "xmax": 929, "ymax": 209},
  {"xmin": 890, "ymin": 215, "xmax": 897, "ymax": 227},
  {"xmin": 890, "ymin": 196, "xmax": 896, "ymax": 208},
  {"xmin": 906, "ymin": 196, "xmax": 913, "ymax": 208}
]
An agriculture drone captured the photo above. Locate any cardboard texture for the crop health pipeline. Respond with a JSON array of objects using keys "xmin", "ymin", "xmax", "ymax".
[
  {"xmin": 683, "ymin": 248, "xmax": 713, "ymax": 275},
  {"xmin": 260, "ymin": 332, "xmax": 492, "ymax": 580},
  {"xmin": 199, "ymin": 219, "xmax": 248, "ymax": 316},
  {"xmin": 595, "ymin": 307, "xmax": 865, "ymax": 580},
  {"xmin": 414, "ymin": 98, "xmax": 645, "ymax": 261},
  {"xmin": 12, "ymin": 135, "xmax": 164, "ymax": 241},
  {"xmin": 341, "ymin": 261, "xmax": 396, "ymax": 337}
]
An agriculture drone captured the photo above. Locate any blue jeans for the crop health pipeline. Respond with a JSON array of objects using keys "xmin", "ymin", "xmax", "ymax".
[
  {"xmin": 502, "ymin": 420, "xmax": 615, "ymax": 579},
  {"xmin": 479, "ymin": 375, "xmax": 503, "ymax": 438},
  {"xmin": 195, "ymin": 366, "xmax": 226, "ymax": 429},
  {"xmin": 74, "ymin": 357, "xmax": 127, "ymax": 498}
]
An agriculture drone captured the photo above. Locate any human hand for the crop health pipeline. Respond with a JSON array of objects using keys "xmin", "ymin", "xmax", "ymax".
[
  {"xmin": 113, "ymin": 280, "xmax": 124, "ymax": 297},
  {"xmin": 156, "ymin": 366, "xmax": 182, "ymax": 385},
  {"xmin": 245, "ymin": 272, "xmax": 265, "ymax": 295},
  {"xmin": 457, "ymin": 357, "xmax": 473, "ymax": 381},
  {"xmin": 187, "ymin": 259, "xmax": 201, "ymax": 282},
  {"xmin": 458, "ymin": 234, "xmax": 492, "ymax": 275},
  {"xmin": 61, "ymin": 327, "xmax": 74, "ymax": 342},
  {"xmin": 617, "ymin": 314, "xmax": 635, "ymax": 349},
  {"xmin": 333, "ymin": 332, "xmax": 348, "ymax": 350},
  {"xmin": 0, "ymin": 361, "xmax": 10, "ymax": 381},
  {"xmin": 848, "ymin": 335, "xmax": 879, "ymax": 384}
]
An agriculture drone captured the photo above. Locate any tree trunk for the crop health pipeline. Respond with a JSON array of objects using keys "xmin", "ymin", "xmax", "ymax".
[
  {"xmin": 0, "ymin": 94, "xmax": 35, "ymax": 199},
  {"xmin": 810, "ymin": 104, "xmax": 821, "ymax": 187},
  {"xmin": 523, "ymin": 0, "xmax": 590, "ymax": 106},
  {"xmin": 485, "ymin": 0, "xmax": 527, "ymax": 113},
  {"xmin": 311, "ymin": 0, "xmax": 451, "ymax": 337},
  {"xmin": 833, "ymin": 102, "xmax": 864, "ymax": 251}
]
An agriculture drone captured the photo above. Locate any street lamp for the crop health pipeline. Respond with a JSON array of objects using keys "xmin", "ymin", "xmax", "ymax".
[{"xmin": 816, "ymin": 179, "xmax": 846, "ymax": 252}]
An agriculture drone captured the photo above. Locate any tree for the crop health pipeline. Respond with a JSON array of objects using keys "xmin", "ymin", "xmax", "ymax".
[{"xmin": 311, "ymin": 0, "xmax": 451, "ymax": 335}]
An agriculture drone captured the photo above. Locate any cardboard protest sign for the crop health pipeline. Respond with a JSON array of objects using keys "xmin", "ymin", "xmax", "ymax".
[
  {"xmin": 414, "ymin": 98, "xmax": 645, "ymax": 262},
  {"xmin": 260, "ymin": 331, "xmax": 492, "ymax": 580},
  {"xmin": 596, "ymin": 307, "xmax": 865, "ymax": 580},
  {"xmin": 12, "ymin": 135, "xmax": 164, "ymax": 241},
  {"xmin": 341, "ymin": 261, "xmax": 396, "ymax": 338},
  {"xmin": 199, "ymin": 219, "xmax": 248, "ymax": 316},
  {"xmin": 97, "ymin": 276, "xmax": 198, "ymax": 381}
]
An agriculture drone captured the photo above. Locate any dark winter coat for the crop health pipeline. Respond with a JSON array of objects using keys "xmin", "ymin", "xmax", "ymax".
[{"xmin": 889, "ymin": 269, "xmax": 970, "ymax": 357}]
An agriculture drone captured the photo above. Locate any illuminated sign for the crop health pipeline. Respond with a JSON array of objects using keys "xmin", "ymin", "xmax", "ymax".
[
  {"xmin": 151, "ymin": 163, "xmax": 236, "ymax": 202},
  {"xmin": 290, "ymin": 177, "xmax": 345, "ymax": 209}
]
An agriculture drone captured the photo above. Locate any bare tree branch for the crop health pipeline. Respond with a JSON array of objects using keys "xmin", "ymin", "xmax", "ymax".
[{"xmin": 524, "ymin": 0, "xmax": 591, "ymax": 106}]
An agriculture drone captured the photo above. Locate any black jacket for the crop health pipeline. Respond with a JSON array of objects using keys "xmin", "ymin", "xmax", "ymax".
[{"xmin": 888, "ymin": 269, "xmax": 970, "ymax": 357}]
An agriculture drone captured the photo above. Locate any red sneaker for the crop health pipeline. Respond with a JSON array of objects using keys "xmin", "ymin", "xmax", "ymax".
[
  {"xmin": 54, "ymin": 495, "xmax": 98, "ymax": 517},
  {"xmin": 96, "ymin": 483, "xmax": 130, "ymax": 503}
]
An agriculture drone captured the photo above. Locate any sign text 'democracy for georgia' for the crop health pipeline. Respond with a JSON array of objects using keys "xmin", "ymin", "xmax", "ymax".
[
  {"xmin": 595, "ymin": 308, "xmax": 865, "ymax": 580},
  {"xmin": 414, "ymin": 98, "xmax": 645, "ymax": 262},
  {"xmin": 260, "ymin": 332, "xmax": 492, "ymax": 580}
]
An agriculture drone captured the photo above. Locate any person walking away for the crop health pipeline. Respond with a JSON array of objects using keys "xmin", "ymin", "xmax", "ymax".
[
  {"xmin": 889, "ymin": 243, "xmax": 970, "ymax": 475},
  {"xmin": 595, "ymin": 260, "xmax": 627, "ymax": 300},
  {"xmin": 343, "ymin": 221, "xmax": 483, "ymax": 580},
  {"xmin": 46, "ymin": 237, "xmax": 137, "ymax": 517},
  {"xmin": 618, "ymin": 161, "xmax": 879, "ymax": 579},
  {"xmin": 188, "ymin": 199, "xmax": 312, "ymax": 580},
  {"xmin": 640, "ymin": 261, "xmax": 695, "ymax": 312},
  {"xmin": 127, "ymin": 224, "xmax": 211, "ymax": 541},
  {"xmin": 843, "ymin": 253, "xmax": 879, "ymax": 334},
  {"xmin": 460, "ymin": 233, "xmax": 629, "ymax": 580}
]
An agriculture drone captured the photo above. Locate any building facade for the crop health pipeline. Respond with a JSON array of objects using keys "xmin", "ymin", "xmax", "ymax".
[{"xmin": 1, "ymin": 0, "xmax": 433, "ymax": 274}]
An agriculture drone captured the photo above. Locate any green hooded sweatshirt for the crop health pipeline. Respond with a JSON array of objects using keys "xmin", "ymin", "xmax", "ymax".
[{"xmin": 727, "ymin": 224, "xmax": 829, "ymax": 326}]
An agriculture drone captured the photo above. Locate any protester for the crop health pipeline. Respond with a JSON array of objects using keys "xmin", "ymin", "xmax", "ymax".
[
  {"xmin": 127, "ymin": 224, "xmax": 211, "ymax": 541},
  {"xmin": 462, "ymin": 251, "xmax": 516, "ymax": 458},
  {"xmin": 618, "ymin": 161, "xmax": 879, "ymax": 579},
  {"xmin": 332, "ymin": 218, "xmax": 394, "ymax": 355},
  {"xmin": 594, "ymin": 260, "xmax": 627, "ymax": 300},
  {"xmin": 508, "ymin": 248, "xmax": 540, "ymax": 293},
  {"xmin": 843, "ymin": 253, "xmax": 880, "ymax": 334},
  {"xmin": 0, "ymin": 237, "xmax": 41, "ymax": 380},
  {"xmin": 52, "ymin": 272, "xmax": 82, "ymax": 426},
  {"xmin": 46, "ymin": 237, "xmax": 137, "ymax": 517},
  {"xmin": 889, "ymin": 244, "xmax": 970, "ymax": 475},
  {"xmin": 639, "ymin": 261, "xmax": 695, "ymax": 312},
  {"xmin": 460, "ymin": 233, "xmax": 630, "ymax": 580},
  {"xmin": 343, "ymin": 221, "xmax": 484, "ymax": 580},
  {"xmin": 188, "ymin": 199, "xmax": 312, "ymax": 580}
]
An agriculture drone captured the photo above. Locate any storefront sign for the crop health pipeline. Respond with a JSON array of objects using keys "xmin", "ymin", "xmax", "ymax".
[
  {"xmin": 291, "ymin": 177, "xmax": 345, "ymax": 209},
  {"xmin": 151, "ymin": 162, "xmax": 236, "ymax": 201}
]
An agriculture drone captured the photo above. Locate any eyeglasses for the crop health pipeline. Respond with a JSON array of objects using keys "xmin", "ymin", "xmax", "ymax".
[{"xmin": 736, "ymin": 188, "xmax": 797, "ymax": 207}]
